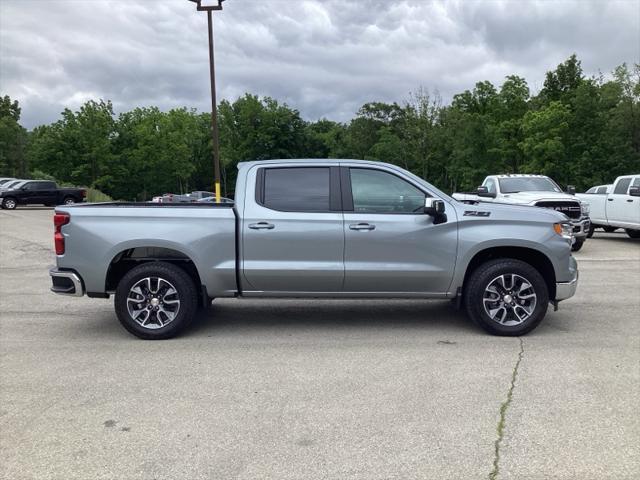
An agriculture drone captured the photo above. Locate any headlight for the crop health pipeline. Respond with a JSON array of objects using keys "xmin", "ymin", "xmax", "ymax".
[
  {"xmin": 581, "ymin": 203, "xmax": 590, "ymax": 216},
  {"xmin": 554, "ymin": 222, "xmax": 573, "ymax": 240}
]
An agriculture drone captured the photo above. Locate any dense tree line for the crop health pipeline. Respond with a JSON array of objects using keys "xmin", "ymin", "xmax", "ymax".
[{"xmin": 1, "ymin": 55, "xmax": 638, "ymax": 200}]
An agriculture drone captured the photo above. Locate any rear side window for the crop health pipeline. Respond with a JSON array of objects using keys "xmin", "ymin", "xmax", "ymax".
[
  {"xmin": 262, "ymin": 167, "xmax": 330, "ymax": 212},
  {"xmin": 40, "ymin": 181, "xmax": 56, "ymax": 189},
  {"xmin": 614, "ymin": 178, "xmax": 632, "ymax": 194}
]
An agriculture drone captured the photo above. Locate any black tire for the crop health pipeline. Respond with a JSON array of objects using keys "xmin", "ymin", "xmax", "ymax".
[
  {"xmin": 603, "ymin": 226, "xmax": 617, "ymax": 233},
  {"xmin": 571, "ymin": 239, "xmax": 585, "ymax": 252},
  {"xmin": 62, "ymin": 196, "xmax": 76, "ymax": 205},
  {"xmin": 586, "ymin": 223, "xmax": 594, "ymax": 239},
  {"xmin": 114, "ymin": 262, "xmax": 198, "ymax": 340},
  {"xmin": 464, "ymin": 259, "xmax": 549, "ymax": 336},
  {"xmin": 2, "ymin": 197, "xmax": 17, "ymax": 210},
  {"xmin": 626, "ymin": 229, "xmax": 640, "ymax": 239}
]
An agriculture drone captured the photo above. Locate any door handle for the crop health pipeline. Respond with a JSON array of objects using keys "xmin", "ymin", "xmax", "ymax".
[
  {"xmin": 248, "ymin": 222, "xmax": 275, "ymax": 230},
  {"xmin": 349, "ymin": 223, "xmax": 375, "ymax": 231},
  {"xmin": 607, "ymin": 198, "xmax": 614, "ymax": 201},
  {"xmin": 627, "ymin": 199, "xmax": 634, "ymax": 202}
]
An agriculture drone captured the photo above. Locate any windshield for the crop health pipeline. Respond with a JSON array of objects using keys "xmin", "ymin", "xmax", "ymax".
[{"xmin": 499, "ymin": 177, "xmax": 561, "ymax": 194}]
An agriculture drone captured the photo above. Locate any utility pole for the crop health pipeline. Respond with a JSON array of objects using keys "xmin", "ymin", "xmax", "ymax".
[{"xmin": 188, "ymin": 0, "xmax": 226, "ymax": 203}]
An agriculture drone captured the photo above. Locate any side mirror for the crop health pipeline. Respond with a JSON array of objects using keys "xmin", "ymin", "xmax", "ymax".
[
  {"xmin": 424, "ymin": 197, "xmax": 445, "ymax": 216},
  {"xmin": 629, "ymin": 186, "xmax": 640, "ymax": 197},
  {"xmin": 566, "ymin": 185, "xmax": 576, "ymax": 195},
  {"xmin": 476, "ymin": 186, "xmax": 496, "ymax": 198}
]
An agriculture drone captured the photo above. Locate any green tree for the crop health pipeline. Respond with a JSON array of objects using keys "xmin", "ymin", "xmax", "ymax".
[{"xmin": 0, "ymin": 95, "xmax": 27, "ymax": 177}]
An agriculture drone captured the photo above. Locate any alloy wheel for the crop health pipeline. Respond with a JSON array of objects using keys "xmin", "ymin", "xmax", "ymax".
[{"xmin": 482, "ymin": 273, "xmax": 537, "ymax": 326}]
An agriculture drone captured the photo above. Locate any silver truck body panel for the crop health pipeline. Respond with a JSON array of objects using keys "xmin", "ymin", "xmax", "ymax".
[
  {"xmin": 54, "ymin": 159, "xmax": 577, "ymax": 303},
  {"xmin": 55, "ymin": 205, "xmax": 237, "ymax": 296}
]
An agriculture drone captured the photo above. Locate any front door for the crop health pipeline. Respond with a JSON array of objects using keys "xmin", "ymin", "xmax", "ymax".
[
  {"xmin": 242, "ymin": 165, "xmax": 344, "ymax": 293},
  {"xmin": 342, "ymin": 167, "xmax": 458, "ymax": 294}
]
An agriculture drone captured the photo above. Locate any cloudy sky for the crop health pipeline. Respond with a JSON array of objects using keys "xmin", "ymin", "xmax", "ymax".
[{"xmin": 1, "ymin": 0, "xmax": 638, "ymax": 129}]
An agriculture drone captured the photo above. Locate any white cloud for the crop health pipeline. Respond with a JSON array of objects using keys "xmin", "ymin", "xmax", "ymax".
[{"xmin": 1, "ymin": 0, "xmax": 638, "ymax": 129}]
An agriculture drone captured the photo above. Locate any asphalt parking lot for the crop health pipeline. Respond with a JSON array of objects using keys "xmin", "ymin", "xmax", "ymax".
[{"xmin": 1, "ymin": 207, "xmax": 639, "ymax": 480}]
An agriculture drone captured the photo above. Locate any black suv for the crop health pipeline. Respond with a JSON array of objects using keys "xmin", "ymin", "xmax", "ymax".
[{"xmin": 0, "ymin": 180, "xmax": 86, "ymax": 209}]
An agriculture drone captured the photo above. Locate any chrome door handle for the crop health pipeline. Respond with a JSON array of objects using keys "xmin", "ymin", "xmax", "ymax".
[
  {"xmin": 248, "ymin": 222, "xmax": 275, "ymax": 230},
  {"xmin": 349, "ymin": 223, "xmax": 375, "ymax": 231}
]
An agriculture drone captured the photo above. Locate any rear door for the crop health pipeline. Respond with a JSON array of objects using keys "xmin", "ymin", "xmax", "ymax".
[
  {"xmin": 342, "ymin": 166, "xmax": 458, "ymax": 294},
  {"xmin": 242, "ymin": 165, "xmax": 344, "ymax": 293},
  {"xmin": 38, "ymin": 181, "xmax": 58, "ymax": 205},
  {"xmin": 608, "ymin": 176, "xmax": 638, "ymax": 226}
]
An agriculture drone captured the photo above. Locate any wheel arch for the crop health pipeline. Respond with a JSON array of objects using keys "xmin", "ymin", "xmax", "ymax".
[
  {"xmin": 105, "ymin": 246, "xmax": 206, "ymax": 302},
  {"xmin": 462, "ymin": 246, "xmax": 557, "ymax": 300}
]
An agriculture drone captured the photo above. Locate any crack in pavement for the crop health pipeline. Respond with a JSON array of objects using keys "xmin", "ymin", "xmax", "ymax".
[{"xmin": 489, "ymin": 337, "xmax": 525, "ymax": 480}]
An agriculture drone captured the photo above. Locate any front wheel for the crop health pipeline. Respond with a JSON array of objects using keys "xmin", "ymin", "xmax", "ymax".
[
  {"xmin": 464, "ymin": 259, "xmax": 549, "ymax": 336},
  {"xmin": 114, "ymin": 262, "xmax": 198, "ymax": 339},
  {"xmin": 603, "ymin": 226, "xmax": 617, "ymax": 233},
  {"xmin": 586, "ymin": 224, "xmax": 595, "ymax": 238},
  {"xmin": 2, "ymin": 197, "xmax": 17, "ymax": 210},
  {"xmin": 626, "ymin": 229, "xmax": 640, "ymax": 239},
  {"xmin": 571, "ymin": 239, "xmax": 585, "ymax": 252}
]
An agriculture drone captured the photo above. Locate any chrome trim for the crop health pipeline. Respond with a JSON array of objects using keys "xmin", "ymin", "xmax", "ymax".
[
  {"xmin": 555, "ymin": 271, "xmax": 578, "ymax": 301},
  {"xmin": 49, "ymin": 268, "xmax": 84, "ymax": 297}
]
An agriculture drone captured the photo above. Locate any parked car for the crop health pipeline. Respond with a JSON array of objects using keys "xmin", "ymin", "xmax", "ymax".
[
  {"xmin": 585, "ymin": 184, "xmax": 612, "ymax": 195},
  {"xmin": 0, "ymin": 179, "xmax": 26, "ymax": 191},
  {"xmin": 0, "ymin": 180, "xmax": 86, "ymax": 209},
  {"xmin": 0, "ymin": 178, "xmax": 16, "ymax": 186},
  {"xmin": 197, "ymin": 196, "xmax": 234, "ymax": 204},
  {"xmin": 577, "ymin": 175, "xmax": 640, "ymax": 238},
  {"xmin": 50, "ymin": 159, "xmax": 578, "ymax": 340},
  {"xmin": 453, "ymin": 174, "xmax": 591, "ymax": 251},
  {"xmin": 152, "ymin": 191, "xmax": 215, "ymax": 203}
]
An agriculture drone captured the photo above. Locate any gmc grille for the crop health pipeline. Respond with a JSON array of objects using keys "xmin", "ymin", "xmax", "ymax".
[{"xmin": 535, "ymin": 201, "xmax": 582, "ymax": 219}]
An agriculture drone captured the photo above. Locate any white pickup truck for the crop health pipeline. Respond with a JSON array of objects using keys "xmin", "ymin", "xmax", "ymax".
[
  {"xmin": 577, "ymin": 175, "xmax": 640, "ymax": 238},
  {"xmin": 453, "ymin": 174, "xmax": 591, "ymax": 251}
]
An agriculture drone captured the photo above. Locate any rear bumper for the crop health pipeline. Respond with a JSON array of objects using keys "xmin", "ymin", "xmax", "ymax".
[{"xmin": 50, "ymin": 268, "xmax": 84, "ymax": 297}]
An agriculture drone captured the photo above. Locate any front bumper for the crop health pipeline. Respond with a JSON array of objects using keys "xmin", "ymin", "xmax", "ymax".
[
  {"xmin": 50, "ymin": 268, "xmax": 84, "ymax": 297},
  {"xmin": 570, "ymin": 217, "xmax": 591, "ymax": 239},
  {"xmin": 555, "ymin": 263, "xmax": 579, "ymax": 301}
]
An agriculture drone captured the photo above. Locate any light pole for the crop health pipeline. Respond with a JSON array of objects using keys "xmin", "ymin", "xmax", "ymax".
[{"xmin": 188, "ymin": 0, "xmax": 225, "ymax": 203}]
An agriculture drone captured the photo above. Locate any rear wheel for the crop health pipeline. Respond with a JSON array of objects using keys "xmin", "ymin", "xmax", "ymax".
[
  {"xmin": 571, "ymin": 238, "xmax": 585, "ymax": 252},
  {"xmin": 62, "ymin": 197, "xmax": 75, "ymax": 205},
  {"xmin": 626, "ymin": 229, "xmax": 640, "ymax": 239},
  {"xmin": 114, "ymin": 262, "xmax": 198, "ymax": 339},
  {"xmin": 603, "ymin": 226, "xmax": 617, "ymax": 233},
  {"xmin": 464, "ymin": 259, "xmax": 549, "ymax": 336},
  {"xmin": 2, "ymin": 197, "xmax": 17, "ymax": 210}
]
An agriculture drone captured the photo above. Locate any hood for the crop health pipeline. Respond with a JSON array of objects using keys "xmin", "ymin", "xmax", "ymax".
[
  {"xmin": 453, "ymin": 199, "xmax": 568, "ymax": 223},
  {"xmin": 499, "ymin": 191, "xmax": 583, "ymax": 205}
]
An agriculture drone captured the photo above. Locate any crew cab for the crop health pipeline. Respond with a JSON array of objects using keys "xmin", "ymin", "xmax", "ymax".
[
  {"xmin": 577, "ymin": 175, "xmax": 640, "ymax": 238},
  {"xmin": 0, "ymin": 180, "xmax": 86, "ymax": 209},
  {"xmin": 50, "ymin": 160, "xmax": 579, "ymax": 339},
  {"xmin": 453, "ymin": 174, "xmax": 591, "ymax": 251}
]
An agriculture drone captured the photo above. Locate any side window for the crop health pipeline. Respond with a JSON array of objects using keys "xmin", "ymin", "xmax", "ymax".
[
  {"xmin": 632, "ymin": 177, "xmax": 640, "ymax": 187},
  {"xmin": 484, "ymin": 179, "xmax": 497, "ymax": 194},
  {"xmin": 613, "ymin": 178, "xmax": 632, "ymax": 195},
  {"xmin": 261, "ymin": 167, "xmax": 330, "ymax": 212},
  {"xmin": 349, "ymin": 168, "xmax": 425, "ymax": 214},
  {"xmin": 23, "ymin": 182, "xmax": 37, "ymax": 191},
  {"xmin": 596, "ymin": 186, "xmax": 608, "ymax": 194},
  {"xmin": 40, "ymin": 181, "xmax": 56, "ymax": 189},
  {"xmin": 586, "ymin": 187, "xmax": 596, "ymax": 194}
]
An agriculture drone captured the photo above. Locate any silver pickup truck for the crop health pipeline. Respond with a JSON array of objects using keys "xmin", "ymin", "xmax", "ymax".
[{"xmin": 50, "ymin": 159, "xmax": 578, "ymax": 339}]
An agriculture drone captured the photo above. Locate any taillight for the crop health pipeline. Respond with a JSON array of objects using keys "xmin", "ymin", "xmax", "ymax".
[
  {"xmin": 54, "ymin": 212, "xmax": 70, "ymax": 255},
  {"xmin": 81, "ymin": 190, "xmax": 87, "ymax": 198}
]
